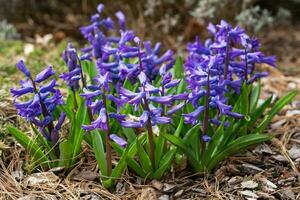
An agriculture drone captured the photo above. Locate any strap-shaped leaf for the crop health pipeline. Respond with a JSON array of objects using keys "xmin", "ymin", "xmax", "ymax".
[
  {"xmin": 163, "ymin": 134, "xmax": 201, "ymax": 170},
  {"xmin": 174, "ymin": 57, "xmax": 184, "ymax": 79},
  {"xmin": 91, "ymin": 130, "xmax": 107, "ymax": 176},
  {"xmin": 255, "ymin": 90, "xmax": 298, "ymax": 134},
  {"xmin": 250, "ymin": 82, "xmax": 261, "ymax": 112},
  {"xmin": 207, "ymin": 134, "xmax": 271, "ymax": 171},
  {"xmin": 70, "ymin": 99, "xmax": 88, "ymax": 165},
  {"xmin": 136, "ymin": 137, "xmax": 152, "ymax": 173},
  {"xmin": 152, "ymin": 148, "xmax": 176, "ymax": 179},
  {"xmin": 7, "ymin": 126, "xmax": 50, "ymax": 168},
  {"xmin": 154, "ymin": 134, "xmax": 165, "ymax": 169},
  {"xmin": 59, "ymin": 140, "xmax": 74, "ymax": 167},
  {"xmin": 122, "ymin": 127, "xmax": 136, "ymax": 144},
  {"xmin": 248, "ymin": 96, "xmax": 272, "ymax": 127},
  {"xmin": 111, "ymin": 142, "xmax": 146, "ymax": 177},
  {"xmin": 111, "ymin": 148, "xmax": 128, "ymax": 179}
]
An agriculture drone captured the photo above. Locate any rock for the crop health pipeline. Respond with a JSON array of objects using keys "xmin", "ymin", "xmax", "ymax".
[
  {"xmin": 288, "ymin": 145, "xmax": 300, "ymax": 159},
  {"xmin": 241, "ymin": 180, "xmax": 258, "ymax": 189},
  {"xmin": 158, "ymin": 194, "xmax": 169, "ymax": 200},
  {"xmin": 23, "ymin": 172, "xmax": 59, "ymax": 187},
  {"xmin": 240, "ymin": 190, "xmax": 259, "ymax": 199},
  {"xmin": 138, "ymin": 188, "xmax": 157, "ymax": 200},
  {"xmin": 152, "ymin": 180, "xmax": 163, "ymax": 190}
]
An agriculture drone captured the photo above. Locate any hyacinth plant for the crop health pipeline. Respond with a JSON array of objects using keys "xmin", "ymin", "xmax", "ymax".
[
  {"xmin": 163, "ymin": 20, "xmax": 298, "ymax": 172},
  {"xmin": 7, "ymin": 3, "xmax": 297, "ymax": 188},
  {"xmin": 8, "ymin": 61, "xmax": 66, "ymax": 170}
]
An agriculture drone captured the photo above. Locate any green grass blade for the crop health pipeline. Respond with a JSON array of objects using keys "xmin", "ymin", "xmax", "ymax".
[{"xmin": 7, "ymin": 126, "xmax": 50, "ymax": 167}]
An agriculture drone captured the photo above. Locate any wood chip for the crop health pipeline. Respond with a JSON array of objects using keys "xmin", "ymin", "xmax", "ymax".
[
  {"xmin": 241, "ymin": 180, "xmax": 259, "ymax": 189},
  {"xmin": 240, "ymin": 190, "xmax": 259, "ymax": 199}
]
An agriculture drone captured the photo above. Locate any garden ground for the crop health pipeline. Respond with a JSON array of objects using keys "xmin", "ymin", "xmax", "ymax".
[{"xmin": 0, "ymin": 22, "xmax": 300, "ymax": 200}]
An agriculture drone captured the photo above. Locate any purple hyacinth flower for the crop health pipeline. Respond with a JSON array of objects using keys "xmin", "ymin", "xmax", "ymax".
[
  {"xmin": 16, "ymin": 60, "xmax": 31, "ymax": 77},
  {"xmin": 10, "ymin": 86, "xmax": 34, "ymax": 97},
  {"xmin": 115, "ymin": 11, "xmax": 126, "ymax": 30},
  {"xmin": 110, "ymin": 134, "xmax": 127, "ymax": 148},
  {"xmin": 39, "ymin": 79, "xmax": 57, "ymax": 93},
  {"xmin": 80, "ymin": 88, "xmax": 102, "ymax": 99},
  {"xmin": 97, "ymin": 3, "xmax": 104, "ymax": 14},
  {"xmin": 149, "ymin": 95, "xmax": 173, "ymax": 104},
  {"xmin": 109, "ymin": 113, "xmax": 126, "ymax": 122},
  {"xmin": 140, "ymin": 111, "xmax": 149, "ymax": 125},
  {"xmin": 247, "ymin": 72, "xmax": 269, "ymax": 84},
  {"xmin": 35, "ymin": 66, "xmax": 55, "ymax": 83},
  {"xmin": 120, "ymin": 120, "xmax": 143, "ymax": 128},
  {"xmin": 82, "ymin": 108, "xmax": 108, "ymax": 131},
  {"xmin": 50, "ymin": 112, "xmax": 66, "ymax": 144},
  {"xmin": 167, "ymin": 102, "xmax": 185, "ymax": 115},
  {"xmin": 152, "ymin": 116, "xmax": 172, "ymax": 125},
  {"xmin": 202, "ymin": 135, "xmax": 211, "ymax": 142},
  {"xmin": 183, "ymin": 106, "xmax": 205, "ymax": 124},
  {"xmin": 164, "ymin": 79, "xmax": 181, "ymax": 89}
]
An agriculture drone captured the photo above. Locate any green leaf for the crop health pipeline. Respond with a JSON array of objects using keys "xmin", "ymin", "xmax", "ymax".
[
  {"xmin": 111, "ymin": 148, "xmax": 128, "ymax": 179},
  {"xmin": 154, "ymin": 134, "xmax": 165, "ymax": 169},
  {"xmin": 163, "ymin": 134, "xmax": 201, "ymax": 170},
  {"xmin": 70, "ymin": 100, "xmax": 88, "ymax": 165},
  {"xmin": 174, "ymin": 56, "xmax": 183, "ymax": 79},
  {"xmin": 136, "ymin": 137, "xmax": 152, "ymax": 173},
  {"xmin": 248, "ymin": 95, "xmax": 272, "ymax": 127},
  {"xmin": 59, "ymin": 140, "xmax": 74, "ymax": 167},
  {"xmin": 111, "ymin": 142, "xmax": 145, "ymax": 177},
  {"xmin": 250, "ymin": 82, "xmax": 261, "ymax": 112},
  {"xmin": 202, "ymin": 122, "xmax": 225, "ymax": 166},
  {"xmin": 31, "ymin": 125, "xmax": 57, "ymax": 161},
  {"xmin": 174, "ymin": 117, "xmax": 184, "ymax": 137},
  {"xmin": 255, "ymin": 90, "xmax": 298, "ymax": 134},
  {"xmin": 91, "ymin": 130, "xmax": 107, "ymax": 176},
  {"xmin": 122, "ymin": 127, "xmax": 136, "ymax": 144},
  {"xmin": 152, "ymin": 148, "xmax": 176, "ymax": 179},
  {"xmin": 7, "ymin": 126, "xmax": 50, "ymax": 168},
  {"xmin": 207, "ymin": 134, "xmax": 271, "ymax": 171}
]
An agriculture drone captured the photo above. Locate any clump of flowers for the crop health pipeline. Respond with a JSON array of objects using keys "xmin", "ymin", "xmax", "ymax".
[
  {"xmin": 7, "ymin": 3, "xmax": 297, "ymax": 188},
  {"xmin": 11, "ymin": 60, "xmax": 65, "ymax": 145}
]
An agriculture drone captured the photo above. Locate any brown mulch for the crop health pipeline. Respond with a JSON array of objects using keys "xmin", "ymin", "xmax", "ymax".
[{"xmin": 0, "ymin": 66, "xmax": 299, "ymax": 200}]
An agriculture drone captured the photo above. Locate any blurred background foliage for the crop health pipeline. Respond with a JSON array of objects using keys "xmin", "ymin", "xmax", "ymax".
[{"xmin": 0, "ymin": 0, "xmax": 299, "ymax": 74}]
